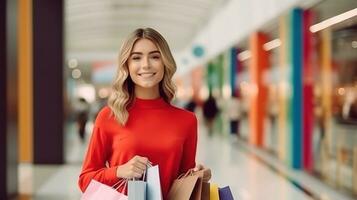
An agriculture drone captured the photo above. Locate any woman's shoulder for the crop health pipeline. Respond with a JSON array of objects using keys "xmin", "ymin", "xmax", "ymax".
[
  {"xmin": 94, "ymin": 106, "xmax": 113, "ymax": 125},
  {"xmin": 169, "ymin": 105, "xmax": 197, "ymax": 122}
]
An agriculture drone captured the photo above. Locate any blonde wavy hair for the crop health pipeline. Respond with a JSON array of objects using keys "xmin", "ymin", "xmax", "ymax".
[{"xmin": 108, "ymin": 28, "xmax": 177, "ymax": 126}]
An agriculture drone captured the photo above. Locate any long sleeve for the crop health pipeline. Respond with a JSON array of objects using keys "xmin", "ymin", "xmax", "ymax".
[
  {"xmin": 78, "ymin": 126, "xmax": 118, "ymax": 192},
  {"xmin": 78, "ymin": 103, "xmax": 199, "ymax": 199},
  {"xmin": 179, "ymin": 115, "xmax": 198, "ymax": 174}
]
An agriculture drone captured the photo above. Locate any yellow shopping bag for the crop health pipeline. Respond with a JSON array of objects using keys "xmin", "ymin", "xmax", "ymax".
[{"xmin": 209, "ymin": 183, "xmax": 219, "ymax": 200}]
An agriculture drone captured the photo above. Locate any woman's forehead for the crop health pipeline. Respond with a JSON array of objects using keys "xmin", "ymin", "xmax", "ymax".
[{"xmin": 132, "ymin": 38, "xmax": 159, "ymax": 52}]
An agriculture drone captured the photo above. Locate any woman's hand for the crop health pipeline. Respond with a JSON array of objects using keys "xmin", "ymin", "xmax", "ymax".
[
  {"xmin": 116, "ymin": 155, "xmax": 149, "ymax": 179},
  {"xmin": 193, "ymin": 164, "xmax": 212, "ymax": 182}
]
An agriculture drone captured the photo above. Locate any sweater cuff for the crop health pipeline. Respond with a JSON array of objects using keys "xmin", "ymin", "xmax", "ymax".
[{"xmin": 106, "ymin": 166, "xmax": 119, "ymax": 182}]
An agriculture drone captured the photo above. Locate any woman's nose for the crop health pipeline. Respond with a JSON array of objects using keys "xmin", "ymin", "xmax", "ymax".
[{"xmin": 141, "ymin": 57, "xmax": 150, "ymax": 69}]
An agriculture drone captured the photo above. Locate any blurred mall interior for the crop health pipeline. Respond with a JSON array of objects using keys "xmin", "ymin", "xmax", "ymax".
[{"xmin": 1, "ymin": 0, "xmax": 357, "ymax": 199}]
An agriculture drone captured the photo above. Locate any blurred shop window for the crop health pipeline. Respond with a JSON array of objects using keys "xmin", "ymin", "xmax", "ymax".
[{"xmin": 332, "ymin": 26, "xmax": 357, "ymax": 124}]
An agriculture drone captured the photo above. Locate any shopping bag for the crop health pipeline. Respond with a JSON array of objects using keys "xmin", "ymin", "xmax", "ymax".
[
  {"xmin": 193, "ymin": 168, "xmax": 212, "ymax": 183},
  {"xmin": 81, "ymin": 179, "xmax": 128, "ymax": 200},
  {"xmin": 128, "ymin": 180, "xmax": 146, "ymax": 200},
  {"xmin": 219, "ymin": 186, "xmax": 234, "ymax": 200},
  {"xmin": 146, "ymin": 165, "xmax": 163, "ymax": 200},
  {"xmin": 128, "ymin": 167, "xmax": 147, "ymax": 200},
  {"xmin": 191, "ymin": 176, "xmax": 203, "ymax": 200},
  {"xmin": 167, "ymin": 169, "xmax": 203, "ymax": 200},
  {"xmin": 209, "ymin": 183, "xmax": 219, "ymax": 200},
  {"xmin": 201, "ymin": 182, "xmax": 210, "ymax": 200},
  {"xmin": 193, "ymin": 168, "xmax": 211, "ymax": 200}
]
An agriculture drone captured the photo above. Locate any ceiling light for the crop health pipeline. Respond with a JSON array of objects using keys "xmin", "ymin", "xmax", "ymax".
[
  {"xmin": 237, "ymin": 50, "xmax": 251, "ymax": 61},
  {"xmin": 68, "ymin": 58, "xmax": 78, "ymax": 68},
  {"xmin": 72, "ymin": 69, "xmax": 81, "ymax": 79},
  {"xmin": 263, "ymin": 39, "xmax": 281, "ymax": 51},
  {"xmin": 310, "ymin": 8, "xmax": 357, "ymax": 33},
  {"xmin": 352, "ymin": 41, "xmax": 357, "ymax": 48}
]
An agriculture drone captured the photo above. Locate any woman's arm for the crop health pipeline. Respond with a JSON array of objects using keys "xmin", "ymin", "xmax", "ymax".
[
  {"xmin": 179, "ymin": 115, "xmax": 198, "ymax": 174},
  {"xmin": 78, "ymin": 126, "xmax": 118, "ymax": 192}
]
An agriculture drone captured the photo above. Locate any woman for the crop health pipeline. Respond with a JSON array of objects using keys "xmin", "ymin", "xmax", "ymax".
[{"xmin": 78, "ymin": 28, "xmax": 209, "ymax": 199}]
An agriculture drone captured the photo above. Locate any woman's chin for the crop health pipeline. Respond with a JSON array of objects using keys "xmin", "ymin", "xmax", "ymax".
[{"xmin": 136, "ymin": 82, "xmax": 159, "ymax": 89}]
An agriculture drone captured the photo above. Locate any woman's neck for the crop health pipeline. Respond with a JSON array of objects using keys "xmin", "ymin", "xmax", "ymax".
[{"xmin": 134, "ymin": 86, "xmax": 160, "ymax": 99}]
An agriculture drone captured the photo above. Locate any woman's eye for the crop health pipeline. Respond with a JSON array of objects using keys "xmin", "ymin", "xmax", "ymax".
[
  {"xmin": 132, "ymin": 56, "xmax": 140, "ymax": 60},
  {"xmin": 151, "ymin": 56, "xmax": 160, "ymax": 60}
]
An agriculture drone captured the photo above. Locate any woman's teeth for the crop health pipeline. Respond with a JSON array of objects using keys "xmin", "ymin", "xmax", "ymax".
[{"xmin": 139, "ymin": 73, "xmax": 156, "ymax": 77}]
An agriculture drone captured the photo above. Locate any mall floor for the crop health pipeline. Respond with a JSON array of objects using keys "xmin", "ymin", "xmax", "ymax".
[{"xmin": 17, "ymin": 117, "xmax": 355, "ymax": 200}]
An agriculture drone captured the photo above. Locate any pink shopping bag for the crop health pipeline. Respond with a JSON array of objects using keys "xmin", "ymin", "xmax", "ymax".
[{"xmin": 81, "ymin": 179, "xmax": 128, "ymax": 200}]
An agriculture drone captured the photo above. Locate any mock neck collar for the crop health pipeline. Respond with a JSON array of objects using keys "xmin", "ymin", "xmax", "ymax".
[{"xmin": 132, "ymin": 97, "xmax": 168, "ymax": 109}]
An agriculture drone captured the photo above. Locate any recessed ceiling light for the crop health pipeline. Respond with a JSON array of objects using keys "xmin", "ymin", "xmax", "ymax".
[
  {"xmin": 72, "ymin": 69, "xmax": 81, "ymax": 79},
  {"xmin": 352, "ymin": 41, "xmax": 357, "ymax": 48},
  {"xmin": 68, "ymin": 58, "xmax": 78, "ymax": 68}
]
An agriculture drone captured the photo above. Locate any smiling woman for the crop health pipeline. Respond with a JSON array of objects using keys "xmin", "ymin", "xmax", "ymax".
[
  {"xmin": 127, "ymin": 39, "xmax": 165, "ymax": 99},
  {"xmin": 78, "ymin": 28, "xmax": 210, "ymax": 199},
  {"xmin": 109, "ymin": 28, "xmax": 177, "ymax": 125}
]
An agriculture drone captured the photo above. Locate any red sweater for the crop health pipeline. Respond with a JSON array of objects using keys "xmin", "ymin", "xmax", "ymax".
[{"xmin": 78, "ymin": 97, "xmax": 197, "ymax": 199}]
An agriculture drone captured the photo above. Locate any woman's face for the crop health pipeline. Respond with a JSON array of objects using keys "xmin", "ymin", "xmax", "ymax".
[{"xmin": 127, "ymin": 38, "xmax": 165, "ymax": 93}]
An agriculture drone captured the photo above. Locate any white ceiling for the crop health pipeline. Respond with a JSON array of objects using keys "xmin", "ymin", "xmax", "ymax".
[{"xmin": 65, "ymin": 0, "xmax": 227, "ymax": 60}]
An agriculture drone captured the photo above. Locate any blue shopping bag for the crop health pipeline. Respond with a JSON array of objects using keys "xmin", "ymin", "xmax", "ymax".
[
  {"xmin": 146, "ymin": 165, "xmax": 163, "ymax": 200},
  {"xmin": 128, "ymin": 169, "xmax": 147, "ymax": 200},
  {"xmin": 219, "ymin": 186, "xmax": 234, "ymax": 200},
  {"xmin": 128, "ymin": 180, "xmax": 146, "ymax": 200}
]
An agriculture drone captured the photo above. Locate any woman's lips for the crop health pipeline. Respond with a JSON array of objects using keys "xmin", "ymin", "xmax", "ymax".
[{"xmin": 138, "ymin": 72, "xmax": 156, "ymax": 77}]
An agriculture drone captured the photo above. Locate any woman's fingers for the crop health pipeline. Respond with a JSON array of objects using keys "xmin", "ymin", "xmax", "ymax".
[
  {"xmin": 202, "ymin": 168, "xmax": 212, "ymax": 182},
  {"xmin": 116, "ymin": 155, "xmax": 151, "ymax": 179},
  {"xmin": 132, "ymin": 156, "xmax": 149, "ymax": 171},
  {"xmin": 133, "ymin": 171, "xmax": 143, "ymax": 178},
  {"xmin": 193, "ymin": 164, "xmax": 212, "ymax": 182},
  {"xmin": 130, "ymin": 165, "xmax": 141, "ymax": 173},
  {"xmin": 130, "ymin": 156, "xmax": 149, "ymax": 177},
  {"xmin": 133, "ymin": 156, "xmax": 149, "ymax": 166},
  {"xmin": 193, "ymin": 164, "xmax": 204, "ymax": 171}
]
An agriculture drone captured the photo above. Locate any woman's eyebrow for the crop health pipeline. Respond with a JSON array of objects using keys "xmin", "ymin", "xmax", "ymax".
[
  {"xmin": 149, "ymin": 51, "xmax": 160, "ymax": 54},
  {"xmin": 130, "ymin": 52, "xmax": 142, "ymax": 55},
  {"xmin": 130, "ymin": 50, "xmax": 160, "ymax": 56}
]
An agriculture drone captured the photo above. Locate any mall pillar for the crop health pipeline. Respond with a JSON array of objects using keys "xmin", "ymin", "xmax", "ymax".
[
  {"xmin": 19, "ymin": 0, "xmax": 33, "ymax": 163},
  {"xmin": 320, "ymin": 29, "xmax": 332, "ymax": 177},
  {"xmin": 33, "ymin": 0, "xmax": 64, "ymax": 164},
  {"xmin": 1, "ymin": 0, "xmax": 19, "ymax": 198},
  {"xmin": 278, "ymin": 15, "xmax": 289, "ymax": 163},
  {"xmin": 249, "ymin": 32, "xmax": 269, "ymax": 147},
  {"xmin": 289, "ymin": 8, "xmax": 303, "ymax": 169},
  {"xmin": 302, "ymin": 10, "xmax": 314, "ymax": 171},
  {"xmin": 230, "ymin": 47, "xmax": 238, "ymax": 97}
]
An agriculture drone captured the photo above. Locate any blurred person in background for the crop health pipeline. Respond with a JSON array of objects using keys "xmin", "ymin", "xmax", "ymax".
[
  {"xmin": 75, "ymin": 97, "xmax": 90, "ymax": 143},
  {"xmin": 184, "ymin": 98, "xmax": 197, "ymax": 112},
  {"xmin": 227, "ymin": 96, "xmax": 241, "ymax": 138},
  {"xmin": 202, "ymin": 93, "xmax": 219, "ymax": 135},
  {"xmin": 78, "ymin": 28, "xmax": 210, "ymax": 199}
]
